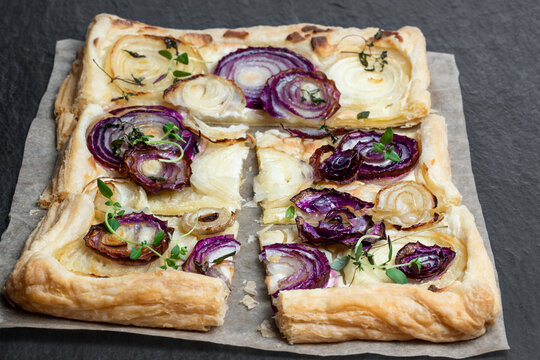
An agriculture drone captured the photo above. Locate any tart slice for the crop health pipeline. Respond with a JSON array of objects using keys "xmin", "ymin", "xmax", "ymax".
[
  {"xmin": 257, "ymin": 205, "xmax": 501, "ymax": 343},
  {"xmin": 4, "ymin": 179, "xmax": 242, "ymax": 330}
]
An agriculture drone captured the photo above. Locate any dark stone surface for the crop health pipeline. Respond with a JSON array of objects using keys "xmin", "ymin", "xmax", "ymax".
[{"xmin": 1, "ymin": 0, "xmax": 538, "ymax": 359}]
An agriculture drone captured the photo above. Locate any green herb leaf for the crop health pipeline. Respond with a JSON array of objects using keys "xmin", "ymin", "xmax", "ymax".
[
  {"xmin": 385, "ymin": 268, "xmax": 408, "ymax": 284},
  {"xmin": 285, "ymin": 206, "xmax": 296, "ymax": 220},
  {"xmin": 387, "ymin": 236, "xmax": 393, "ymax": 263},
  {"xmin": 163, "ymin": 38, "xmax": 178, "ymax": 54},
  {"xmin": 212, "ymin": 251, "xmax": 236, "ymax": 265},
  {"xmin": 359, "ymin": 51, "xmax": 368, "ymax": 67},
  {"xmin": 380, "ymin": 127, "xmax": 394, "ymax": 145},
  {"xmin": 97, "ymin": 179, "xmax": 113, "ymax": 199},
  {"xmin": 380, "ymin": 50, "xmax": 387, "ymax": 59},
  {"xmin": 175, "ymin": 52, "xmax": 189, "ymax": 64},
  {"xmin": 105, "ymin": 200, "xmax": 113, "ymax": 206},
  {"xmin": 148, "ymin": 176, "xmax": 166, "ymax": 181},
  {"xmin": 158, "ymin": 50, "xmax": 172, "ymax": 60},
  {"xmin": 386, "ymin": 148, "xmax": 401, "ymax": 162},
  {"xmin": 110, "ymin": 138, "xmax": 124, "ymax": 156},
  {"xmin": 108, "ymin": 217, "xmax": 121, "ymax": 232},
  {"xmin": 357, "ymin": 111, "xmax": 370, "ymax": 119},
  {"xmin": 172, "ymin": 70, "xmax": 191, "ymax": 78},
  {"xmin": 165, "ymin": 258, "xmax": 178, "ymax": 269},
  {"xmin": 152, "ymin": 230, "xmax": 165, "ymax": 246},
  {"xmin": 330, "ymin": 256, "xmax": 350, "ymax": 271},
  {"xmin": 412, "ymin": 258, "xmax": 423, "ymax": 273},
  {"xmin": 180, "ymin": 246, "xmax": 188, "ymax": 256},
  {"xmin": 372, "ymin": 142, "xmax": 385, "ymax": 153},
  {"xmin": 117, "ymin": 210, "xmax": 125, "ymax": 216},
  {"xmin": 366, "ymin": 252, "xmax": 375, "ymax": 265},
  {"xmin": 123, "ymin": 50, "xmax": 146, "ymax": 58},
  {"xmin": 170, "ymin": 245, "xmax": 181, "ymax": 259},
  {"xmin": 374, "ymin": 29, "xmax": 383, "ymax": 41},
  {"xmin": 130, "ymin": 74, "xmax": 145, "ymax": 86},
  {"xmin": 130, "ymin": 246, "xmax": 142, "ymax": 260},
  {"xmin": 160, "ymin": 265, "xmax": 167, "ymax": 269}
]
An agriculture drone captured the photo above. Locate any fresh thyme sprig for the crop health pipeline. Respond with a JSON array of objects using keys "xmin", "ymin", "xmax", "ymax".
[
  {"xmin": 330, "ymin": 234, "xmax": 421, "ymax": 284},
  {"xmin": 341, "ymin": 29, "xmax": 389, "ymax": 72},
  {"xmin": 96, "ymin": 179, "xmax": 189, "ymax": 269},
  {"xmin": 320, "ymin": 124, "xmax": 339, "ymax": 144},
  {"xmin": 300, "ymin": 88, "xmax": 326, "ymax": 105},
  {"xmin": 110, "ymin": 121, "xmax": 187, "ymax": 164},
  {"xmin": 155, "ymin": 38, "xmax": 192, "ymax": 84},
  {"xmin": 92, "ymin": 59, "xmax": 143, "ymax": 102},
  {"xmin": 372, "ymin": 127, "xmax": 401, "ymax": 162}
]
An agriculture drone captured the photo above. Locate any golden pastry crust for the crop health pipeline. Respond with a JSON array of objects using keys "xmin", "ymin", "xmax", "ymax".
[
  {"xmin": 272, "ymin": 205, "xmax": 501, "ymax": 343},
  {"xmin": 4, "ymin": 194, "xmax": 230, "ymax": 330},
  {"xmin": 254, "ymin": 114, "xmax": 461, "ymax": 224},
  {"xmin": 66, "ymin": 13, "xmax": 429, "ymax": 129}
]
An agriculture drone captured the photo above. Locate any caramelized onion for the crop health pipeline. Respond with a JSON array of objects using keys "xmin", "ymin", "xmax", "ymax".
[
  {"xmin": 291, "ymin": 187, "xmax": 373, "ymax": 215},
  {"xmin": 87, "ymin": 106, "xmax": 197, "ymax": 170},
  {"xmin": 259, "ymin": 243, "xmax": 330, "ymax": 297},
  {"xmin": 310, "ymin": 130, "xmax": 419, "ymax": 183},
  {"xmin": 395, "ymin": 242, "xmax": 455, "ymax": 281},
  {"xmin": 180, "ymin": 208, "xmax": 236, "ymax": 235},
  {"xmin": 120, "ymin": 143, "xmax": 191, "ymax": 193},
  {"xmin": 183, "ymin": 234, "xmax": 241, "ymax": 287},
  {"xmin": 84, "ymin": 212, "xmax": 173, "ymax": 265},
  {"xmin": 164, "ymin": 74, "xmax": 246, "ymax": 117},
  {"xmin": 375, "ymin": 181, "xmax": 438, "ymax": 230}
]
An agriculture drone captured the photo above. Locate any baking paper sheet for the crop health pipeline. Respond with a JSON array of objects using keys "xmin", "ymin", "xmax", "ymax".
[{"xmin": 0, "ymin": 39, "xmax": 509, "ymax": 358}]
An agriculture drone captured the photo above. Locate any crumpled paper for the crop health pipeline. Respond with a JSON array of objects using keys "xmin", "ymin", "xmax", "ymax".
[{"xmin": 0, "ymin": 39, "xmax": 509, "ymax": 358}]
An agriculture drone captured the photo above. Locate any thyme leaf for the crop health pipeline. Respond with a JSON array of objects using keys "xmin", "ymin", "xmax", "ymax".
[{"xmin": 123, "ymin": 49, "xmax": 146, "ymax": 58}]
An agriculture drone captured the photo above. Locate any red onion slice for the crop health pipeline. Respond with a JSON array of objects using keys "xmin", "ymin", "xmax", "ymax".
[
  {"xmin": 395, "ymin": 242, "xmax": 456, "ymax": 281},
  {"xmin": 296, "ymin": 214, "xmax": 385, "ymax": 247},
  {"xmin": 291, "ymin": 188, "xmax": 373, "ymax": 215},
  {"xmin": 259, "ymin": 243, "xmax": 330, "ymax": 297},
  {"xmin": 182, "ymin": 234, "xmax": 241, "ymax": 287},
  {"xmin": 310, "ymin": 130, "xmax": 419, "ymax": 183},
  {"xmin": 119, "ymin": 143, "xmax": 191, "ymax": 193},
  {"xmin": 87, "ymin": 106, "xmax": 197, "ymax": 170},
  {"xmin": 261, "ymin": 69, "xmax": 341, "ymax": 121},
  {"xmin": 84, "ymin": 212, "xmax": 173, "ymax": 265},
  {"xmin": 214, "ymin": 47, "xmax": 314, "ymax": 109},
  {"xmin": 338, "ymin": 130, "xmax": 419, "ymax": 180}
]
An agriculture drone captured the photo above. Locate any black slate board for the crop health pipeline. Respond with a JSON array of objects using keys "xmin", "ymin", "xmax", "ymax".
[{"xmin": 1, "ymin": 0, "xmax": 539, "ymax": 359}]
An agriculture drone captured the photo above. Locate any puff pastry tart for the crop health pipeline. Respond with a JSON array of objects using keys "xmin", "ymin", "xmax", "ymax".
[
  {"xmin": 5, "ymin": 13, "xmax": 501, "ymax": 344},
  {"xmin": 54, "ymin": 13, "xmax": 430, "ymax": 150}
]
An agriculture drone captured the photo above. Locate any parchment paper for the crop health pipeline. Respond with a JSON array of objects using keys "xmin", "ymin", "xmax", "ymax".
[{"xmin": 0, "ymin": 39, "xmax": 509, "ymax": 358}]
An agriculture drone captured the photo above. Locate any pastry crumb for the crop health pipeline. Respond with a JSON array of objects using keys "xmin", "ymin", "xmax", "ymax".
[
  {"xmin": 256, "ymin": 319, "xmax": 276, "ymax": 338},
  {"xmin": 243, "ymin": 280, "xmax": 257, "ymax": 296},
  {"xmin": 240, "ymin": 294, "xmax": 258, "ymax": 310},
  {"xmin": 242, "ymin": 199, "xmax": 257, "ymax": 208},
  {"xmin": 29, "ymin": 209, "xmax": 40, "ymax": 215},
  {"xmin": 247, "ymin": 235, "xmax": 256, "ymax": 244}
]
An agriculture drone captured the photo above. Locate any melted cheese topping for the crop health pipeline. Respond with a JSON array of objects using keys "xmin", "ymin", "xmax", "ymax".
[
  {"xmin": 326, "ymin": 49, "xmax": 411, "ymax": 121},
  {"xmin": 148, "ymin": 142, "xmax": 249, "ymax": 214}
]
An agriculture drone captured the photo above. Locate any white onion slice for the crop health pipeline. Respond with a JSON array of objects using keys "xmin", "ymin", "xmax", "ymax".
[
  {"xmin": 374, "ymin": 181, "xmax": 437, "ymax": 229},
  {"xmin": 106, "ymin": 35, "xmax": 206, "ymax": 95},
  {"xmin": 164, "ymin": 74, "xmax": 246, "ymax": 118},
  {"xmin": 326, "ymin": 50, "xmax": 411, "ymax": 120}
]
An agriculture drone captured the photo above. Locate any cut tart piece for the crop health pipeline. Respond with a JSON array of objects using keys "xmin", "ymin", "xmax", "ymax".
[
  {"xmin": 55, "ymin": 13, "xmax": 430, "ymax": 150},
  {"xmin": 254, "ymin": 114, "xmax": 461, "ymax": 226},
  {"xmin": 257, "ymin": 205, "xmax": 501, "ymax": 343},
  {"xmin": 5, "ymin": 174, "xmax": 242, "ymax": 330}
]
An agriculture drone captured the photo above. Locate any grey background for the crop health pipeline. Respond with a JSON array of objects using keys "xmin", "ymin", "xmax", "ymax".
[{"xmin": 0, "ymin": 0, "xmax": 538, "ymax": 359}]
